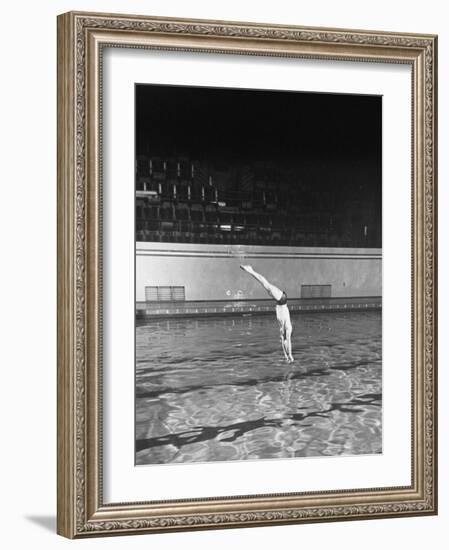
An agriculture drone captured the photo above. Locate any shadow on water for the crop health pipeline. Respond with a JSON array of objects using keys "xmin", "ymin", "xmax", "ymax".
[
  {"xmin": 136, "ymin": 358, "xmax": 381, "ymax": 400},
  {"xmin": 136, "ymin": 311, "xmax": 382, "ymax": 463},
  {"xmin": 136, "ymin": 392, "xmax": 381, "ymax": 453}
]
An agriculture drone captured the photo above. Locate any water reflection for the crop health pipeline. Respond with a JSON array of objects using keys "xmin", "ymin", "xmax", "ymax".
[{"xmin": 136, "ymin": 311, "xmax": 382, "ymax": 464}]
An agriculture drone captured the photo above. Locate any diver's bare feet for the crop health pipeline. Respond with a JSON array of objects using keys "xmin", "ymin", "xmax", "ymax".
[{"xmin": 240, "ymin": 264, "xmax": 253, "ymax": 274}]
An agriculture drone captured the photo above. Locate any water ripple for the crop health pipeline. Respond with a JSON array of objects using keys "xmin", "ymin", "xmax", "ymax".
[{"xmin": 136, "ymin": 311, "xmax": 382, "ymax": 464}]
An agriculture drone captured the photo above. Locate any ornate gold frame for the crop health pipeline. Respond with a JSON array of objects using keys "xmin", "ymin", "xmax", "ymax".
[{"xmin": 57, "ymin": 11, "xmax": 438, "ymax": 538}]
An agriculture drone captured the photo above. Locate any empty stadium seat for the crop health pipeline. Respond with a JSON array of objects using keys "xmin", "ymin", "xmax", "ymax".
[{"xmin": 134, "ymin": 155, "xmax": 380, "ymax": 247}]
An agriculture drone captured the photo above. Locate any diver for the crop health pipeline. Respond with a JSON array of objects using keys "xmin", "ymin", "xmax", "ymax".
[{"xmin": 240, "ymin": 265, "xmax": 294, "ymax": 363}]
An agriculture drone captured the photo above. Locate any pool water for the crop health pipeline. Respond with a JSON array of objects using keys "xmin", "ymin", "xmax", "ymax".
[{"xmin": 136, "ymin": 311, "xmax": 382, "ymax": 465}]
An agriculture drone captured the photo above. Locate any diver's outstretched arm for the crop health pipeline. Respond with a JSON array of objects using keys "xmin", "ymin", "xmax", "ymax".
[
  {"xmin": 280, "ymin": 333, "xmax": 289, "ymax": 361},
  {"xmin": 240, "ymin": 265, "xmax": 283, "ymax": 302},
  {"xmin": 279, "ymin": 325, "xmax": 294, "ymax": 363},
  {"xmin": 285, "ymin": 331, "xmax": 294, "ymax": 363}
]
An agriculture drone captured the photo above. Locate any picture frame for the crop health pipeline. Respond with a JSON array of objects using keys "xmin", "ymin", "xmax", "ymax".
[{"xmin": 57, "ymin": 11, "xmax": 438, "ymax": 538}]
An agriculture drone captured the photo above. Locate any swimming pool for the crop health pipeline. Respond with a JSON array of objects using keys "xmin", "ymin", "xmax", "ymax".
[{"xmin": 136, "ymin": 311, "xmax": 382, "ymax": 465}]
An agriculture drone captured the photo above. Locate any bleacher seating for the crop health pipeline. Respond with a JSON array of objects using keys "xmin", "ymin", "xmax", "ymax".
[{"xmin": 135, "ymin": 155, "xmax": 381, "ymax": 247}]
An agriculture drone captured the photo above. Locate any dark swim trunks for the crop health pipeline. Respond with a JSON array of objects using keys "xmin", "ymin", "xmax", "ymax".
[{"xmin": 276, "ymin": 291, "xmax": 287, "ymax": 306}]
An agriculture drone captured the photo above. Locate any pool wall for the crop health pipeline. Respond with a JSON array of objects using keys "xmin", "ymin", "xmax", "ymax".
[{"xmin": 136, "ymin": 242, "xmax": 381, "ymax": 316}]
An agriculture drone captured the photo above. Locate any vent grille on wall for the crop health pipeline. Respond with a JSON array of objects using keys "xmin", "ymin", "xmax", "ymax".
[
  {"xmin": 300, "ymin": 284, "xmax": 332, "ymax": 299},
  {"xmin": 145, "ymin": 286, "xmax": 186, "ymax": 302}
]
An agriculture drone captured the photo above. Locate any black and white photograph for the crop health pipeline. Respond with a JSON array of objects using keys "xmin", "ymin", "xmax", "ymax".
[{"xmin": 134, "ymin": 84, "xmax": 382, "ymax": 466}]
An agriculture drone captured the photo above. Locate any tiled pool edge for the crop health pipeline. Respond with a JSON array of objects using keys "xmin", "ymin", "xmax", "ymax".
[{"xmin": 136, "ymin": 297, "xmax": 381, "ymax": 320}]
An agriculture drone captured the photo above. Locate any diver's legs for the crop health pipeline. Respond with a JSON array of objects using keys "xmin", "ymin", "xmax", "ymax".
[{"xmin": 240, "ymin": 265, "xmax": 283, "ymax": 301}]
